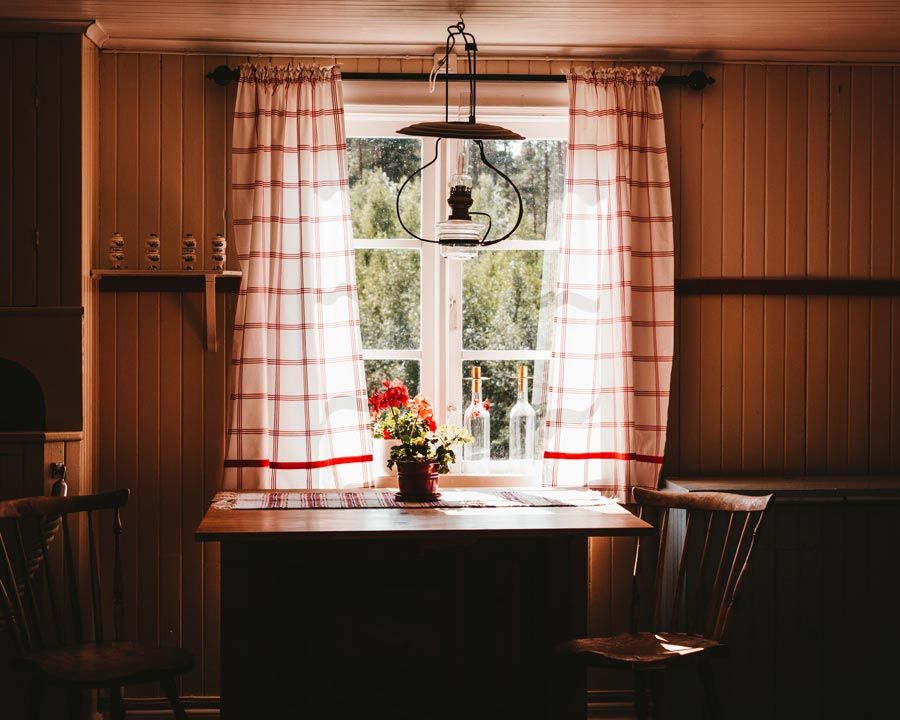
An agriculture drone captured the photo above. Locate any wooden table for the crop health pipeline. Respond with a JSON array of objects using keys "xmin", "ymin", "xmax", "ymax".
[{"xmin": 196, "ymin": 490, "xmax": 652, "ymax": 720}]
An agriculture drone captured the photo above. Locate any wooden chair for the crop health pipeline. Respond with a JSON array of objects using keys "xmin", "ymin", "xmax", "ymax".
[
  {"xmin": 0, "ymin": 489, "xmax": 193, "ymax": 719},
  {"xmin": 556, "ymin": 487, "xmax": 773, "ymax": 719}
]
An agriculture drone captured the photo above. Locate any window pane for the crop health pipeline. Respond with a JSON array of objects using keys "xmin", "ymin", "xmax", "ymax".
[
  {"xmin": 465, "ymin": 139, "xmax": 566, "ymax": 242},
  {"xmin": 461, "ymin": 360, "xmax": 549, "ymax": 460},
  {"xmin": 348, "ymin": 137, "xmax": 421, "ymax": 238},
  {"xmin": 462, "ymin": 249, "xmax": 557, "ymax": 351},
  {"xmin": 365, "ymin": 360, "xmax": 420, "ymax": 397},
  {"xmin": 356, "ymin": 249, "xmax": 421, "ymax": 350}
]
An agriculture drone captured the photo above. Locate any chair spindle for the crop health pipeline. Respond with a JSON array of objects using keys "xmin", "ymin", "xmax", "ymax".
[
  {"xmin": 704, "ymin": 511, "xmax": 736, "ymax": 637},
  {"xmin": 87, "ymin": 510, "xmax": 104, "ymax": 642},
  {"xmin": 669, "ymin": 509, "xmax": 694, "ymax": 631},
  {"xmin": 60, "ymin": 514, "xmax": 84, "ymax": 643},
  {"xmin": 13, "ymin": 519, "xmax": 44, "ymax": 649},
  {"xmin": 38, "ymin": 516, "xmax": 65, "ymax": 646},
  {"xmin": 651, "ymin": 508, "xmax": 670, "ymax": 630}
]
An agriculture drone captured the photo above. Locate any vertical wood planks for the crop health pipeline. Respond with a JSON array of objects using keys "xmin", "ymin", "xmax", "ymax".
[
  {"xmin": 136, "ymin": 54, "xmax": 162, "ymax": 691},
  {"xmin": 36, "ymin": 35, "xmax": 61, "ymax": 307},
  {"xmin": 11, "ymin": 38, "xmax": 37, "ymax": 306}
]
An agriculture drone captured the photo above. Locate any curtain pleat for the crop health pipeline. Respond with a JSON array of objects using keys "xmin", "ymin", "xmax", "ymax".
[{"xmin": 225, "ymin": 64, "xmax": 372, "ymax": 489}]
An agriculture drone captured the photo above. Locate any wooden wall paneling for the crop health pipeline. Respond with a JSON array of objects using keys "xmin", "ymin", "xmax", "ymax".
[
  {"xmin": 160, "ymin": 54, "xmax": 183, "ymax": 269},
  {"xmin": 763, "ymin": 295, "xmax": 785, "ymax": 473},
  {"xmin": 159, "ymin": 290, "xmax": 183, "ymax": 673},
  {"xmin": 180, "ymin": 288, "xmax": 205, "ymax": 697},
  {"xmin": 680, "ymin": 73, "xmax": 702, "ymax": 279},
  {"xmin": 772, "ymin": 505, "xmax": 803, "ymax": 716},
  {"xmin": 894, "ymin": 298, "xmax": 900, "ymax": 470},
  {"xmin": 742, "ymin": 65, "xmax": 765, "ymax": 278},
  {"xmin": 847, "ymin": 297, "xmax": 870, "ymax": 471},
  {"xmin": 783, "ymin": 297, "xmax": 807, "ymax": 473},
  {"xmin": 828, "ymin": 67, "xmax": 851, "ymax": 278},
  {"xmin": 869, "ymin": 70, "xmax": 892, "ymax": 292},
  {"xmin": 849, "ymin": 66, "xmax": 872, "ymax": 279},
  {"xmin": 805, "ymin": 297, "xmax": 828, "ymax": 473},
  {"xmin": 134, "ymin": 53, "xmax": 162, "ymax": 696},
  {"xmin": 762, "ymin": 67, "xmax": 787, "ymax": 473},
  {"xmin": 721, "ymin": 64, "xmax": 744, "ymax": 277},
  {"xmin": 806, "ymin": 66, "xmax": 829, "ymax": 277},
  {"xmin": 11, "ymin": 37, "xmax": 37, "ymax": 306},
  {"xmin": 36, "ymin": 35, "xmax": 61, "ymax": 307},
  {"xmin": 679, "ymin": 72, "xmax": 702, "ymax": 475},
  {"xmin": 204, "ymin": 56, "xmax": 226, "ymax": 282},
  {"xmin": 764, "ymin": 66, "xmax": 787, "ymax": 278},
  {"xmin": 182, "ymin": 54, "xmax": 205, "ymax": 271},
  {"xmin": 819, "ymin": 501, "xmax": 846, "ymax": 720},
  {"xmin": 678, "ymin": 297, "xmax": 701, "ymax": 475},
  {"xmin": 59, "ymin": 34, "xmax": 82, "ymax": 306},
  {"xmin": 741, "ymin": 68, "xmax": 766, "ymax": 472},
  {"xmin": 826, "ymin": 296, "xmax": 849, "ymax": 470},
  {"xmin": 0, "ymin": 39, "xmax": 11, "ymax": 306},
  {"xmin": 785, "ymin": 66, "xmax": 807, "ymax": 277},
  {"xmin": 98, "ymin": 52, "xmax": 116, "ymax": 268},
  {"xmin": 202, "ymin": 60, "xmax": 226, "ymax": 693},
  {"xmin": 868, "ymin": 298, "xmax": 891, "ymax": 471},
  {"xmin": 224, "ymin": 55, "xmax": 243, "ymax": 272}
]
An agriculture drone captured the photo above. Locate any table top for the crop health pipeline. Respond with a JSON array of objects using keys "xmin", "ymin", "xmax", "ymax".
[{"xmin": 195, "ymin": 489, "xmax": 653, "ymax": 542}]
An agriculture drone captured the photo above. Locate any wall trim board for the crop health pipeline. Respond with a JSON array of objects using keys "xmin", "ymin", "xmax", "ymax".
[{"xmin": 676, "ymin": 278, "xmax": 900, "ymax": 295}]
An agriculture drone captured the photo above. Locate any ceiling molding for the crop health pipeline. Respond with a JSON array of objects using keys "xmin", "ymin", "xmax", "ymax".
[
  {"xmin": 85, "ymin": 21, "xmax": 108, "ymax": 48},
  {"xmin": 0, "ymin": 17, "xmax": 92, "ymax": 34},
  {"xmin": 98, "ymin": 37, "xmax": 900, "ymax": 65}
]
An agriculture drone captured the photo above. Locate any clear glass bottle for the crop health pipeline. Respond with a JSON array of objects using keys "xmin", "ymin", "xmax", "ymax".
[
  {"xmin": 509, "ymin": 365, "xmax": 536, "ymax": 472},
  {"xmin": 463, "ymin": 366, "xmax": 491, "ymax": 472}
]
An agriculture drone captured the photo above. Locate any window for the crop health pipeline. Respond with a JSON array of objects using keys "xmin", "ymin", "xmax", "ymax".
[{"xmin": 349, "ymin": 115, "xmax": 566, "ymax": 472}]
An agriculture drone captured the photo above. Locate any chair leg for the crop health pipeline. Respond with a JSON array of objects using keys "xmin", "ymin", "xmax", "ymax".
[
  {"xmin": 161, "ymin": 675, "xmax": 189, "ymax": 720},
  {"xmin": 27, "ymin": 676, "xmax": 44, "ymax": 720},
  {"xmin": 66, "ymin": 688, "xmax": 83, "ymax": 720},
  {"xmin": 634, "ymin": 670, "xmax": 650, "ymax": 720},
  {"xmin": 109, "ymin": 686, "xmax": 126, "ymax": 720},
  {"xmin": 698, "ymin": 656, "xmax": 721, "ymax": 720}
]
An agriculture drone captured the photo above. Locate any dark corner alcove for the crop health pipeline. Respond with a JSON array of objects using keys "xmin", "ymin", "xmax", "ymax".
[{"xmin": 0, "ymin": 358, "xmax": 46, "ymax": 431}]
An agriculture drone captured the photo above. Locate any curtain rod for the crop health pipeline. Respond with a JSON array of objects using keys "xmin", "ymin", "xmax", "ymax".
[{"xmin": 205, "ymin": 65, "xmax": 715, "ymax": 90}]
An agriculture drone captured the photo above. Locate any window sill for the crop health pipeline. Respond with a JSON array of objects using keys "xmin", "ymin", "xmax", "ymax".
[{"xmin": 372, "ymin": 463, "xmax": 542, "ymax": 489}]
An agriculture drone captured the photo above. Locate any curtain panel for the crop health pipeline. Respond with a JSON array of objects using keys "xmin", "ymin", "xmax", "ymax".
[
  {"xmin": 225, "ymin": 64, "xmax": 372, "ymax": 489},
  {"xmin": 543, "ymin": 67, "xmax": 674, "ymax": 499}
]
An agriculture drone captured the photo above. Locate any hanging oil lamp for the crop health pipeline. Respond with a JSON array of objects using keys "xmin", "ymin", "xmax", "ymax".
[{"xmin": 395, "ymin": 20, "xmax": 524, "ymax": 259}]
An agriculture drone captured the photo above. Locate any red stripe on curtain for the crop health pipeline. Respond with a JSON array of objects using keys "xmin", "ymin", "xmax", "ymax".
[
  {"xmin": 543, "ymin": 451, "xmax": 665, "ymax": 464},
  {"xmin": 224, "ymin": 455, "xmax": 374, "ymax": 470}
]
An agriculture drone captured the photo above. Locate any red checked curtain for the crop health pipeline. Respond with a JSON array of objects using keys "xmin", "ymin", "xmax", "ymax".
[
  {"xmin": 543, "ymin": 67, "xmax": 674, "ymax": 499},
  {"xmin": 224, "ymin": 64, "xmax": 372, "ymax": 489}
]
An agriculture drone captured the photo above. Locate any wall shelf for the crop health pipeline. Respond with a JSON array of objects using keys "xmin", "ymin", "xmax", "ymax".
[{"xmin": 91, "ymin": 270, "xmax": 242, "ymax": 352}]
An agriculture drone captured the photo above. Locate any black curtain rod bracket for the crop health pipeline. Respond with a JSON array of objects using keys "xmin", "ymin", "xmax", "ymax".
[{"xmin": 206, "ymin": 65, "xmax": 715, "ymax": 90}]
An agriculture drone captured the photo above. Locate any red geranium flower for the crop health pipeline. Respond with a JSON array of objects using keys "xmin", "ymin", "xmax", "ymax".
[{"xmin": 427, "ymin": 417, "xmax": 437, "ymax": 432}]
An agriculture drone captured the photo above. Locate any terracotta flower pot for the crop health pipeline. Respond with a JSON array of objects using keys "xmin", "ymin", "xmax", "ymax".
[{"xmin": 396, "ymin": 461, "xmax": 440, "ymax": 500}]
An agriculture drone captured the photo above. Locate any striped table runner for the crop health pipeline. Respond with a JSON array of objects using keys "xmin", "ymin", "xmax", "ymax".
[{"xmin": 211, "ymin": 488, "xmax": 613, "ymax": 510}]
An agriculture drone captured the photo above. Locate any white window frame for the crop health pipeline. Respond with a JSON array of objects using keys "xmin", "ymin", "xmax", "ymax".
[{"xmin": 347, "ymin": 106, "xmax": 567, "ymax": 481}]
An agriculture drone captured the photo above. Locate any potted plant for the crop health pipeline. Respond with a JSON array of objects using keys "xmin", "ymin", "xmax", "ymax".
[
  {"xmin": 368, "ymin": 379, "xmax": 411, "ymax": 476},
  {"xmin": 387, "ymin": 412, "xmax": 473, "ymax": 501}
]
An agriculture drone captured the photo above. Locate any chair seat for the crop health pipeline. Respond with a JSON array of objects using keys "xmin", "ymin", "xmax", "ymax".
[
  {"xmin": 557, "ymin": 632, "xmax": 724, "ymax": 667},
  {"xmin": 15, "ymin": 641, "xmax": 193, "ymax": 688}
]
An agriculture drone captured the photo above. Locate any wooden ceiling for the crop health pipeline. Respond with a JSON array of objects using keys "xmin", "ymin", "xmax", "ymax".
[{"xmin": 3, "ymin": 1, "xmax": 900, "ymax": 61}]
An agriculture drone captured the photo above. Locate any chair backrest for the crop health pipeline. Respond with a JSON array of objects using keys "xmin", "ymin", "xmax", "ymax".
[
  {"xmin": 0, "ymin": 489, "xmax": 130, "ymax": 655},
  {"xmin": 631, "ymin": 487, "xmax": 773, "ymax": 642}
]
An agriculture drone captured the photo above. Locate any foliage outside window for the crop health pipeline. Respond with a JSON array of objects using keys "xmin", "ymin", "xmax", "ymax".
[{"xmin": 350, "ymin": 132, "xmax": 566, "ymax": 467}]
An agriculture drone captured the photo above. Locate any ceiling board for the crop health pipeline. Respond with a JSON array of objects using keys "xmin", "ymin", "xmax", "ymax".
[{"xmin": 2, "ymin": 1, "xmax": 899, "ymax": 62}]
